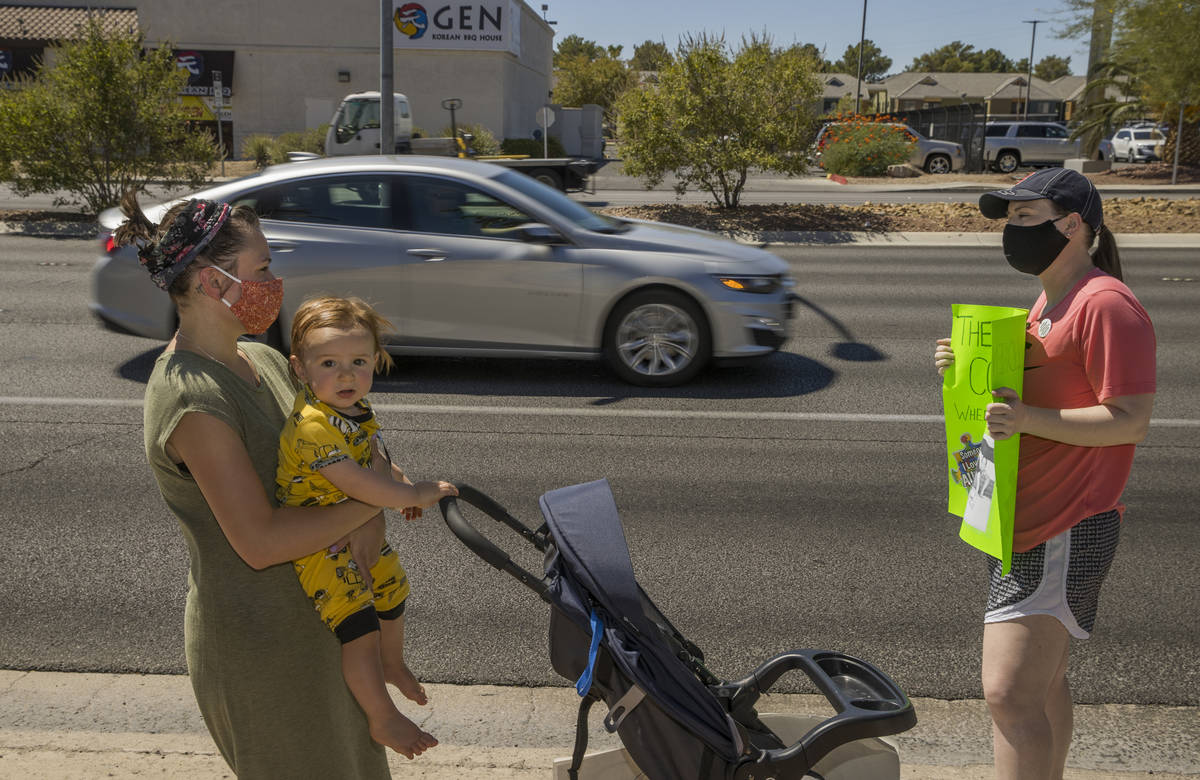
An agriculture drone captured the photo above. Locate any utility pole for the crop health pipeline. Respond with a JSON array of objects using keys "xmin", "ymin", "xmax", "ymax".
[
  {"xmin": 1022, "ymin": 20, "xmax": 1044, "ymax": 121},
  {"xmin": 854, "ymin": 0, "xmax": 867, "ymax": 115},
  {"xmin": 381, "ymin": 0, "xmax": 394, "ymax": 155}
]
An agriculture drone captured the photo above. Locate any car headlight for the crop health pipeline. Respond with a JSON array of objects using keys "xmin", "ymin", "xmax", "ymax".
[{"xmin": 713, "ymin": 274, "xmax": 784, "ymax": 294}]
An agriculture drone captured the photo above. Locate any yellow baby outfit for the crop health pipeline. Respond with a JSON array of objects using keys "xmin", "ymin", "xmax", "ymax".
[{"xmin": 276, "ymin": 386, "xmax": 409, "ymax": 643}]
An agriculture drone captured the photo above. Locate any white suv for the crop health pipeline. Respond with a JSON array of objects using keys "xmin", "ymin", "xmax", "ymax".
[{"xmin": 1109, "ymin": 126, "xmax": 1165, "ymax": 163}]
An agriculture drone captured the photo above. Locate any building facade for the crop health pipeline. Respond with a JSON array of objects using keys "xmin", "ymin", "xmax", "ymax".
[{"xmin": 0, "ymin": 1, "xmax": 555, "ymax": 157}]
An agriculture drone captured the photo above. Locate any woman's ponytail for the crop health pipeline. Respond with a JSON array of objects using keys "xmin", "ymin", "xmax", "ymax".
[
  {"xmin": 1091, "ymin": 224, "xmax": 1123, "ymax": 282},
  {"xmin": 111, "ymin": 189, "xmax": 158, "ymax": 249}
]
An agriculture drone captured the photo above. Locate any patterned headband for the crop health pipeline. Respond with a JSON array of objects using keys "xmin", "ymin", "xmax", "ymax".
[{"xmin": 138, "ymin": 199, "xmax": 232, "ymax": 291}]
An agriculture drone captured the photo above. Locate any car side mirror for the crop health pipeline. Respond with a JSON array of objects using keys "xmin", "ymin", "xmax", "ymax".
[{"xmin": 518, "ymin": 223, "xmax": 562, "ymax": 244}]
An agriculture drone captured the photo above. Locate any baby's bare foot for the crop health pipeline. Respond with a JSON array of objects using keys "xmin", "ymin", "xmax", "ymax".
[
  {"xmin": 367, "ymin": 711, "xmax": 437, "ymax": 759},
  {"xmin": 385, "ymin": 659, "xmax": 429, "ymax": 706}
]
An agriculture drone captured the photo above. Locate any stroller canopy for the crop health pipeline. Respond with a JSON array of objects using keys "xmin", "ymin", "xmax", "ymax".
[{"xmin": 539, "ymin": 479, "xmax": 743, "ymax": 760}]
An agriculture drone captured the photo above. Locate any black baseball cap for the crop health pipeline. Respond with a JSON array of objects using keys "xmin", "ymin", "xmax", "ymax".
[{"xmin": 979, "ymin": 168, "xmax": 1103, "ymax": 232}]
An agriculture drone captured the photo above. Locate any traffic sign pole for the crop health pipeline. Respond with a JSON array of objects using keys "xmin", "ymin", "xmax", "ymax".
[{"xmin": 213, "ymin": 70, "xmax": 225, "ymax": 176}]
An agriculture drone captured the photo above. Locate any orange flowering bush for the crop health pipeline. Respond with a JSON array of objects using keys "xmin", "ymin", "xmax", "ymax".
[{"xmin": 817, "ymin": 113, "xmax": 916, "ymax": 177}]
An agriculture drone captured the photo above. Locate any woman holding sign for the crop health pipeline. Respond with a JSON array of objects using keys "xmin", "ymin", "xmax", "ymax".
[{"xmin": 934, "ymin": 168, "xmax": 1156, "ymax": 780}]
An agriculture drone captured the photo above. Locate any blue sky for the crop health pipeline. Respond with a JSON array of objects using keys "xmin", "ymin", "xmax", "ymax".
[{"xmin": 541, "ymin": 0, "xmax": 1090, "ymax": 76}]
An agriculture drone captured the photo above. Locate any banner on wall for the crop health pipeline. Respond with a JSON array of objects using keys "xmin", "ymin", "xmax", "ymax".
[
  {"xmin": 941, "ymin": 303, "xmax": 1028, "ymax": 575},
  {"xmin": 391, "ymin": 1, "xmax": 521, "ymax": 55},
  {"xmin": 179, "ymin": 96, "xmax": 233, "ymax": 123},
  {"xmin": 170, "ymin": 49, "xmax": 236, "ymax": 98}
]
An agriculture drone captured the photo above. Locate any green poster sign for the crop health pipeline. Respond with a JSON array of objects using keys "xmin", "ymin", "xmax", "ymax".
[{"xmin": 942, "ymin": 304, "xmax": 1028, "ymax": 574}]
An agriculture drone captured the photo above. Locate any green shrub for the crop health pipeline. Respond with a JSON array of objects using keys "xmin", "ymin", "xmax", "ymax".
[
  {"xmin": 819, "ymin": 120, "xmax": 914, "ymax": 177},
  {"xmin": 254, "ymin": 125, "xmax": 328, "ymax": 165},
  {"xmin": 439, "ymin": 122, "xmax": 500, "ymax": 155},
  {"xmin": 241, "ymin": 134, "xmax": 276, "ymax": 169},
  {"xmin": 500, "ymin": 136, "xmax": 566, "ymax": 158}
]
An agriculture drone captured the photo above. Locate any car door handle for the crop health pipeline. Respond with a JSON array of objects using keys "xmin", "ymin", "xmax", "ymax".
[
  {"xmin": 268, "ymin": 240, "xmax": 298, "ymax": 252},
  {"xmin": 407, "ymin": 248, "xmax": 446, "ymax": 261}
]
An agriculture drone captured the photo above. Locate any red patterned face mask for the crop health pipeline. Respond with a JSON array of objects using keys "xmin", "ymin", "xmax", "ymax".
[{"xmin": 210, "ymin": 265, "xmax": 284, "ymax": 335}]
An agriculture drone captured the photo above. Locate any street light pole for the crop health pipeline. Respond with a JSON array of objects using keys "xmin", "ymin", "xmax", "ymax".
[
  {"xmin": 1022, "ymin": 20, "xmax": 1044, "ymax": 121},
  {"xmin": 381, "ymin": 0, "xmax": 394, "ymax": 155},
  {"xmin": 854, "ymin": 0, "xmax": 867, "ymax": 115}
]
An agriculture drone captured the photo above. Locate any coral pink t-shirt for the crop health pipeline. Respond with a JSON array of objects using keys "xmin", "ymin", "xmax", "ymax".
[{"xmin": 1014, "ymin": 267, "xmax": 1156, "ymax": 551}]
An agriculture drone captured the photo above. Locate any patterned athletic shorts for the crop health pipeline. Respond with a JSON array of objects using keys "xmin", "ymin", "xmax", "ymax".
[{"xmin": 985, "ymin": 509, "xmax": 1121, "ymax": 639}]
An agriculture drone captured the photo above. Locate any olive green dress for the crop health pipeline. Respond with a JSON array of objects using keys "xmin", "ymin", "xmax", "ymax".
[{"xmin": 144, "ymin": 342, "xmax": 389, "ymax": 779}]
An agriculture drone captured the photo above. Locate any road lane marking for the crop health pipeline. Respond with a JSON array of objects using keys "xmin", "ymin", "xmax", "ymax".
[{"xmin": 4, "ymin": 397, "xmax": 1200, "ymax": 428}]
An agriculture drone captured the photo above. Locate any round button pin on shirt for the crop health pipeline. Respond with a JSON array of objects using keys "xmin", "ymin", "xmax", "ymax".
[{"xmin": 1038, "ymin": 318, "xmax": 1052, "ymax": 338}]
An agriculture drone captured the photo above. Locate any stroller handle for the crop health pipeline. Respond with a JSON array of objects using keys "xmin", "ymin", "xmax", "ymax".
[
  {"xmin": 439, "ymin": 484, "xmax": 550, "ymax": 600},
  {"xmin": 729, "ymin": 649, "xmax": 917, "ymax": 778}
]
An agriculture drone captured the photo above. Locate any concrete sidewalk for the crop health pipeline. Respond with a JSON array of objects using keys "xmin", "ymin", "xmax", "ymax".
[{"xmin": 2, "ymin": 670, "xmax": 1196, "ymax": 779}]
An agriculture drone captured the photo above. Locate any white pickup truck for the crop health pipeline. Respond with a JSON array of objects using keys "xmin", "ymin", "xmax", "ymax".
[
  {"xmin": 984, "ymin": 121, "xmax": 1082, "ymax": 173},
  {"xmin": 321, "ymin": 92, "xmax": 600, "ymax": 191},
  {"xmin": 324, "ymin": 91, "xmax": 414, "ymax": 155}
]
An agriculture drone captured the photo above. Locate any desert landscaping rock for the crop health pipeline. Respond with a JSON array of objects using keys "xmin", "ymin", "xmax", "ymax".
[{"xmin": 602, "ymin": 197, "xmax": 1200, "ymax": 235}]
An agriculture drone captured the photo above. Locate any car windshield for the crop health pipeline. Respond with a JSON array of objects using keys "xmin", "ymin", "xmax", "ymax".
[
  {"xmin": 494, "ymin": 169, "xmax": 628, "ymax": 233},
  {"xmin": 1133, "ymin": 130, "xmax": 1163, "ymax": 140}
]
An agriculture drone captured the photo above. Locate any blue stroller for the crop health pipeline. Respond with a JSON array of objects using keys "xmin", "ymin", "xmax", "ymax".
[{"xmin": 439, "ymin": 479, "xmax": 917, "ymax": 779}]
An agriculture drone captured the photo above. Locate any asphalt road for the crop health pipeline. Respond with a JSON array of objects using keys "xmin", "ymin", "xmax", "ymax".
[{"xmin": 0, "ymin": 235, "xmax": 1196, "ymax": 708}]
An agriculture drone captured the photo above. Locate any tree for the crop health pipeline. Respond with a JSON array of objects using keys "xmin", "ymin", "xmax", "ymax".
[
  {"xmin": 616, "ymin": 33, "xmax": 823, "ymax": 208},
  {"xmin": 1055, "ymin": 0, "xmax": 1122, "ymax": 155},
  {"xmin": 975, "ymin": 48, "xmax": 1016, "ymax": 72},
  {"xmin": 553, "ymin": 34, "xmax": 605, "ymax": 66},
  {"xmin": 789, "ymin": 43, "xmax": 831, "ymax": 71},
  {"xmin": 629, "ymin": 40, "xmax": 672, "ymax": 71},
  {"xmin": 1034, "ymin": 54, "xmax": 1073, "ymax": 80},
  {"xmin": 1012, "ymin": 55, "xmax": 1071, "ymax": 79},
  {"xmin": 910, "ymin": 41, "xmax": 975, "ymax": 71},
  {"xmin": 910, "ymin": 41, "xmax": 1014, "ymax": 72},
  {"xmin": 832, "ymin": 39, "xmax": 892, "ymax": 81},
  {"xmin": 1111, "ymin": 0, "xmax": 1200, "ymax": 165},
  {"xmin": 0, "ymin": 19, "xmax": 215, "ymax": 214},
  {"xmin": 552, "ymin": 53, "xmax": 635, "ymax": 123},
  {"xmin": 1066, "ymin": 58, "xmax": 1149, "ymax": 148}
]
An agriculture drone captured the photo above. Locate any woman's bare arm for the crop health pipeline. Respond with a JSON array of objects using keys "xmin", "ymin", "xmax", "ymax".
[
  {"xmin": 986, "ymin": 389, "xmax": 1155, "ymax": 445},
  {"xmin": 169, "ymin": 411, "xmax": 381, "ymax": 569}
]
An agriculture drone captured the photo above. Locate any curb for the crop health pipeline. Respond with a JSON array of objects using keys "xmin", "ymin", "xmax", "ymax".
[{"xmin": 2, "ymin": 670, "xmax": 1197, "ymax": 779}]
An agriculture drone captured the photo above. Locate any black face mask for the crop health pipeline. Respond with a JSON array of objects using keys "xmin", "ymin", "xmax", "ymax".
[{"xmin": 1001, "ymin": 218, "xmax": 1070, "ymax": 275}]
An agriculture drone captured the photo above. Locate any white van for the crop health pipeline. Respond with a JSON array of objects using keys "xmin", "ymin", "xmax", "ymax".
[{"xmin": 325, "ymin": 91, "xmax": 413, "ymax": 155}]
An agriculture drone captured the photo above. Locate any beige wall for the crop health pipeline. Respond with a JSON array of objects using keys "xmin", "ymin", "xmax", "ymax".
[{"xmin": 18, "ymin": 0, "xmax": 553, "ymax": 155}]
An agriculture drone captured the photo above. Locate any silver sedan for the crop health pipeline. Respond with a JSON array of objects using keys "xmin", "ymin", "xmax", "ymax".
[{"xmin": 91, "ymin": 156, "xmax": 795, "ymax": 386}]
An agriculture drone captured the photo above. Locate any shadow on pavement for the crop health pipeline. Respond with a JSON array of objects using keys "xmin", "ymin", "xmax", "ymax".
[
  {"xmin": 117, "ymin": 345, "xmax": 166, "ymax": 384},
  {"xmin": 118, "ymin": 345, "xmax": 837, "ymax": 400},
  {"xmin": 790, "ymin": 293, "xmax": 889, "ymax": 363},
  {"xmin": 372, "ymin": 351, "xmax": 834, "ymax": 401}
]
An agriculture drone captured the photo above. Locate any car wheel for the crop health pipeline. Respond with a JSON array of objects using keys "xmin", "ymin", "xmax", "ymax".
[
  {"xmin": 528, "ymin": 168, "xmax": 562, "ymax": 190},
  {"xmin": 603, "ymin": 289, "xmax": 710, "ymax": 387},
  {"xmin": 924, "ymin": 154, "xmax": 952, "ymax": 174},
  {"xmin": 995, "ymin": 151, "xmax": 1020, "ymax": 173}
]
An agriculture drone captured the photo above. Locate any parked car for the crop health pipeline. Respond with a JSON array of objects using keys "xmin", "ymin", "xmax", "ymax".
[
  {"xmin": 1096, "ymin": 136, "xmax": 1115, "ymax": 161},
  {"xmin": 1109, "ymin": 126, "xmax": 1165, "ymax": 163},
  {"xmin": 91, "ymin": 156, "xmax": 795, "ymax": 386},
  {"xmin": 983, "ymin": 121, "xmax": 1082, "ymax": 173},
  {"xmin": 814, "ymin": 122, "xmax": 966, "ymax": 174}
]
